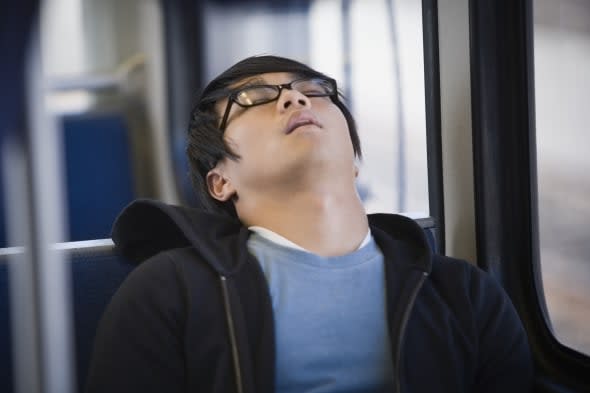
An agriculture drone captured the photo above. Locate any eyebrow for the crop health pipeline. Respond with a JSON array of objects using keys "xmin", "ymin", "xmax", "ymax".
[{"xmin": 235, "ymin": 77, "xmax": 268, "ymax": 89}]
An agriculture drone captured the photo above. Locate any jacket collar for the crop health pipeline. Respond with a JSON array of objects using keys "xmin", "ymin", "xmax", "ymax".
[{"xmin": 112, "ymin": 199, "xmax": 433, "ymax": 275}]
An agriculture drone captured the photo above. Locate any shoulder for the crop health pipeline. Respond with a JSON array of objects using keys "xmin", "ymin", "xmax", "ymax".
[
  {"xmin": 412, "ymin": 256, "xmax": 532, "ymax": 391},
  {"xmin": 427, "ymin": 254, "xmax": 482, "ymax": 289},
  {"xmin": 425, "ymin": 254, "xmax": 494, "ymax": 288},
  {"xmin": 93, "ymin": 246, "xmax": 222, "ymax": 362},
  {"xmin": 426, "ymin": 255, "xmax": 532, "ymax": 366},
  {"xmin": 101, "ymin": 249, "xmax": 190, "ymax": 323},
  {"xmin": 114, "ymin": 247, "xmax": 219, "ymax": 303},
  {"xmin": 413, "ymin": 254, "xmax": 528, "ymax": 345},
  {"xmin": 427, "ymin": 255, "xmax": 510, "ymax": 305},
  {"xmin": 119, "ymin": 248, "xmax": 189, "ymax": 291},
  {"xmin": 432, "ymin": 256, "xmax": 533, "ymax": 390}
]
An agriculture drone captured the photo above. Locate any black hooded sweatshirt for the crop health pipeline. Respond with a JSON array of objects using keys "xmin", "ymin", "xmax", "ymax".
[{"xmin": 86, "ymin": 199, "xmax": 532, "ymax": 393}]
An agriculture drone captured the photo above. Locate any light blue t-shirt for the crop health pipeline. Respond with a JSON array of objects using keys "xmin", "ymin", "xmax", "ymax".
[{"xmin": 247, "ymin": 231, "xmax": 394, "ymax": 393}]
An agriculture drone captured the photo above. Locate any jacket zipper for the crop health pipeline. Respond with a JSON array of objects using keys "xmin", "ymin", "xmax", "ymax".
[
  {"xmin": 220, "ymin": 275, "xmax": 244, "ymax": 393},
  {"xmin": 394, "ymin": 270, "xmax": 429, "ymax": 393}
]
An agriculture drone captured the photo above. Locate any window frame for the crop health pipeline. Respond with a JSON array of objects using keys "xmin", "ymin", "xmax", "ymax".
[
  {"xmin": 468, "ymin": 0, "xmax": 590, "ymax": 390},
  {"xmin": 422, "ymin": 0, "xmax": 445, "ymax": 254}
]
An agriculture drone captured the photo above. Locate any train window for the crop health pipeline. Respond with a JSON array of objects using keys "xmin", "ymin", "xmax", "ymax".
[
  {"xmin": 534, "ymin": 0, "xmax": 590, "ymax": 355},
  {"xmin": 202, "ymin": 0, "xmax": 429, "ymax": 216}
]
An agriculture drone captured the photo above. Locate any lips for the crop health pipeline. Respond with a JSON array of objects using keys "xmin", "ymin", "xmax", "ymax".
[{"xmin": 285, "ymin": 111, "xmax": 322, "ymax": 134}]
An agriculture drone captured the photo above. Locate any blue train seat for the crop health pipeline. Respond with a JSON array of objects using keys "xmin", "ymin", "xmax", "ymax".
[
  {"xmin": 0, "ymin": 113, "xmax": 136, "ymax": 246},
  {"xmin": 0, "ymin": 241, "xmax": 135, "ymax": 393},
  {"xmin": 62, "ymin": 113, "xmax": 136, "ymax": 241}
]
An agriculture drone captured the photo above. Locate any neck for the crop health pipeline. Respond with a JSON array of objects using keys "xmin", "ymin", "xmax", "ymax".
[{"xmin": 237, "ymin": 183, "xmax": 368, "ymax": 257}]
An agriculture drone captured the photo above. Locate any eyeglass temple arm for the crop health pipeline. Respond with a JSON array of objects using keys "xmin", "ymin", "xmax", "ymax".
[{"xmin": 219, "ymin": 99, "xmax": 234, "ymax": 131}]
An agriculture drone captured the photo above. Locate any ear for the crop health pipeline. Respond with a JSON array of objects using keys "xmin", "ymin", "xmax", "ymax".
[
  {"xmin": 354, "ymin": 164, "xmax": 359, "ymax": 178},
  {"xmin": 206, "ymin": 167, "xmax": 236, "ymax": 202}
]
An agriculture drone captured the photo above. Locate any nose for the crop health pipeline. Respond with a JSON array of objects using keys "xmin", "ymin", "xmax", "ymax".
[{"xmin": 276, "ymin": 87, "xmax": 311, "ymax": 112}]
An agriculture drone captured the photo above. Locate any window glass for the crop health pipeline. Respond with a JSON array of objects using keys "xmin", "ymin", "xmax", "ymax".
[
  {"xmin": 203, "ymin": 0, "xmax": 429, "ymax": 216},
  {"xmin": 534, "ymin": 0, "xmax": 590, "ymax": 355}
]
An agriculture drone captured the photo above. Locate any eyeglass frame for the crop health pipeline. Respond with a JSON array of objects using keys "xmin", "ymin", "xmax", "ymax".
[{"xmin": 218, "ymin": 76, "xmax": 338, "ymax": 131}]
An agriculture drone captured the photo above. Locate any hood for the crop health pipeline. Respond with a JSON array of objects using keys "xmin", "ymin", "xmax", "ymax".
[
  {"xmin": 368, "ymin": 213, "xmax": 433, "ymax": 275},
  {"xmin": 112, "ymin": 199, "xmax": 433, "ymax": 276},
  {"xmin": 112, "ymin": 199, "xmax": 250, "ymax": 276}
]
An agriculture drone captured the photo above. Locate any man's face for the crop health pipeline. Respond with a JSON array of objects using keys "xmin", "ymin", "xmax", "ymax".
[{"xmin": 207, "ymin": 72, "xmax": 356, "ymax": 202}]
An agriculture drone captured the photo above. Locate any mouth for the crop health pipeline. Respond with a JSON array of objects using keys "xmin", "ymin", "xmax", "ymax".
[{"xmin": 285, "ymin": 112, "xmax": 322, "ymax": 135}]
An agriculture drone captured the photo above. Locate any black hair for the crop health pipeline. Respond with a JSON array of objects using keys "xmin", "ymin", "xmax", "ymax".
[{"xmin": 186, "ymin": 55, "xmax": 361, "ymax": 217}]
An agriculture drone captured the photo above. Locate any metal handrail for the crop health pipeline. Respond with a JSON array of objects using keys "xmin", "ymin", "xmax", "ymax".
[{"xmin": 46, "ymin": 53, "xmax": 146, "ymax": 93}]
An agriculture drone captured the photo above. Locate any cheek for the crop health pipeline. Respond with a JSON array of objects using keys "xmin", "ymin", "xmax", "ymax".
[
  {"xmin": 223, "ymin": 123, "xmax": 276, "ymax": 167},
  {"xmin": 318, "ymin": 99, "xmax": 347, "ymax": 128},
  {"xmin": 337, "ymin": 111, "xmax": 350, "ymax": 133},
  {"xmin": 326, "ymin": 107, "xmax": 352, "ymax": 141},
  {"xmin": 328, "ymin": 108, "xmax": 356, "ymax": 158},
  {"xmin": 223, "ymin": 120, "xmax": 256, "ymax": 156}
]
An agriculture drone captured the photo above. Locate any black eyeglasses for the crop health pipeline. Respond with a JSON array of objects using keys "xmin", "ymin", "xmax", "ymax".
[{"xmin": 219, "ymin": 77, "xmax": 337, "ymax": 131}]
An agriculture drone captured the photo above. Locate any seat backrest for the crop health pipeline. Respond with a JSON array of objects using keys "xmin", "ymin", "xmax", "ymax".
[
  {"xmin": 62, "ymin": 113, "xmax": 136, "ymax": 241},
  {"xmin": 415, "ymin": 217, "xmax": 439, "ymax": 254},
  {"xmin": 0, "ymin": 241, "xmax": 136, "ymax": 393}
]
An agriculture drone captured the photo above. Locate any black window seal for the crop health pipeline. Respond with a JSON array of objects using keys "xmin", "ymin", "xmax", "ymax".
[{"xmin": 468, "ymin": 0, "xmax": 590, "ymax": 390}]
